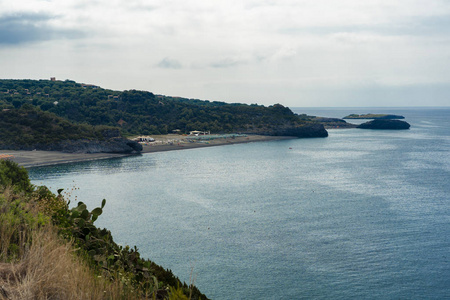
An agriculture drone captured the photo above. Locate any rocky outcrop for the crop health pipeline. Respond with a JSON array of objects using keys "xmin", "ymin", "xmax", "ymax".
[
  {"xmin": 58, "ymin": 138, "xmax": 143, "ymax": 153},
  {"xmin": 312, "ymin": 117, "xmax": 357, "ymax": 129},
  {"xmin": 266, "ymin": 123, "xmax": 329, "ymax": 138},
  {"xmin": 57, "ymin": 130, "xmax": 143, "ymax": 153},
  {"xmin": 357, "ymin": 119, "xmax": 410, "ymax": 130},
  {"xmin": 0, "ymin": 138, "xmax": 143, "ymax": 153}
]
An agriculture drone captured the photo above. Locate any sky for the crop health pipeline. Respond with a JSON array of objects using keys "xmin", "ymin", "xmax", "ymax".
[{"xmin": 1, "ymin": 0, "xmax": 449, "ymax": 107}]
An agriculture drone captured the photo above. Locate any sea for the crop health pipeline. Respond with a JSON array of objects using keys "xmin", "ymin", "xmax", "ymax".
[{"xmin": 28, "ymin": 107, "xmax": 450, "ymax": 300}]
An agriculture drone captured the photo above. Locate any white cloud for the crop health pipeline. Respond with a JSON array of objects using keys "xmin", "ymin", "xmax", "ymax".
[
  {"xmin": 1, "ymin": 0, "xmax": 450, "ymax": 106},
  {"xmin": 157, "ymin": 57, "xmax": 182, "ymax": 69}
]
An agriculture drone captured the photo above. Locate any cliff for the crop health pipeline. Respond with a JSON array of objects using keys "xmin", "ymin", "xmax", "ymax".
[
  {"xmin": 44, "ymin": 138, "xmax": 143, "ymax": 153},
  {"xmin": 265, "ymin": 123, "xmax": 329, "ymax": 138},
  {"xmin": 0, "ymin": 135, "xmax": 142, "ymax": 154}
]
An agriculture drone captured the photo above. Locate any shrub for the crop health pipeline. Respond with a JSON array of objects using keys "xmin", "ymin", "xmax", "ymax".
[{"xmin": 0, "ymin": 160, "xmax": 33, "ymax": 193}]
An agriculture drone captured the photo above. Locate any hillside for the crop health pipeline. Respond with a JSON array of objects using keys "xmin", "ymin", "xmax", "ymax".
[
  {"xmin": 0, "ymin": 79, "xmax": 327, "ymax": 137},
  {"xmin": 0, "ymin": 105, "xmax": 142, "ymax": 153},
  {"xmin": 0, "ymin": 159, "xmax": 208, "ymax": 299}
]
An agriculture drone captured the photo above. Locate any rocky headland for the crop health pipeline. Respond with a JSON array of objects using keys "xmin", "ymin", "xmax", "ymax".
[{"xmin": 254, "ymin": 123, "xmax": 329, "ymax": 137}]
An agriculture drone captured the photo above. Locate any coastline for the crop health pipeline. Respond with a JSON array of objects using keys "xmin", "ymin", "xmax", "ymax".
[{"xmin": 1, "ymin": 135, "xmax": 294, "ymax": 168}]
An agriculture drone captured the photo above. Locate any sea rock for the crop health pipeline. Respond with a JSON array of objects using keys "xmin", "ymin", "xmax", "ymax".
[{"xmin": 357, "ymin": 119, "xmax": 410, "ymax": 130}]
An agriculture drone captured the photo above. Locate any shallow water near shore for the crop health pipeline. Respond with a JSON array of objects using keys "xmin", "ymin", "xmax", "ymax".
[{"xmin": 29, "ymin": 107, "xmax": 450, "ymax": 299}]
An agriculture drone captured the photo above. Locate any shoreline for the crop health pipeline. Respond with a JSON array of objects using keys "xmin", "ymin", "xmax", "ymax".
[{"xmin": 1, "ymin": 135, "xmax": 294, "ymax": 168}]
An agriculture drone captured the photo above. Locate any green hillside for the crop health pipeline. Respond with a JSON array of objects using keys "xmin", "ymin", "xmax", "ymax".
[
  {"xmin": 0, "ymin": 105, "xmax": 107, "ymax": 147},
  {"xmin": 0, "ymin": 79, "xmax": 322, "ymax": 136},
  {"xmin": 0, "ymin": 105, "xmax": 142, "ymax": 152}
]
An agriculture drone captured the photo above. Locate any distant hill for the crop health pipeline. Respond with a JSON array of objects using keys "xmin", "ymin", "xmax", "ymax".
[{"xmin": 0, "ymin": 79, "xmax": 327, "ymax": 137}]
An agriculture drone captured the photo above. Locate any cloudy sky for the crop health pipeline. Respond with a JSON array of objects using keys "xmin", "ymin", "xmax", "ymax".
[{"xmin": 1, "ymin": 0, "xmax": 449, "ymax": 107}]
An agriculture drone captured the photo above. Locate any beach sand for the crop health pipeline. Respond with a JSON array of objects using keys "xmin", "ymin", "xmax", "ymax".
[{"xmin": 1, "ymin": 135, "xmax": 293, "ymax": 168}]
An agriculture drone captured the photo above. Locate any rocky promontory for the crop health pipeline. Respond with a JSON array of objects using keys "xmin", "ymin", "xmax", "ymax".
[
  {"xmin": 357, "ymin": 119, "xmax": 411, "ymax": 130},
  {"xmin": 264, "ymin": 123, "xmax": 329, "ymax": 138}
]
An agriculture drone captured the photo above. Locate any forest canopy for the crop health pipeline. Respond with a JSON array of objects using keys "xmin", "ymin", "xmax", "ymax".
[{"xmin": 0, "ymin": 79, "xmax": 318, "ymax": 136}]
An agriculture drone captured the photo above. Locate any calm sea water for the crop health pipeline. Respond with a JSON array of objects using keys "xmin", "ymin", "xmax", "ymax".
[{"xmin": 29, "ymin": 107, "xmax": 450, "ymax": 299}]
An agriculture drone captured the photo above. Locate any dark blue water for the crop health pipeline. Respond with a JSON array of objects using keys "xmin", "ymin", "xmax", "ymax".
[{"xmin": 29, "ymin": 108, "xmax": 450, "ymax": 299}]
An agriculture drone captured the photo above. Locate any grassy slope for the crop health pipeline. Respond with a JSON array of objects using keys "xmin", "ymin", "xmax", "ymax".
[{"xmin": 0, "ymin": 160, "xmax": 207, "ymax": 300}]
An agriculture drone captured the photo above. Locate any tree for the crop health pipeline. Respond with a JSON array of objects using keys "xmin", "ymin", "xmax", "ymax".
[{"xmin": 12, "ymin": 99, "xmax": 23, "ymax": 108}]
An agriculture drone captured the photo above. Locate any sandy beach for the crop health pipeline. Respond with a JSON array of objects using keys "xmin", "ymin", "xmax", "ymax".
[{"xmin": 0, "ymin": 134, "xmax": 293, "ymax": 168}]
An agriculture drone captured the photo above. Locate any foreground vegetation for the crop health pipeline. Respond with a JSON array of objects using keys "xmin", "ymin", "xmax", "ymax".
[
  {"xmin": 0, "ymin": 159, "xmax": 208, "ymax": 299},
  {"xmin": 0, "ymin": 79, "xmax": 319, "ymax": 136}
]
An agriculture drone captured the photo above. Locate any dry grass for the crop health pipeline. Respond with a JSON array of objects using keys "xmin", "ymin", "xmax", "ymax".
[
  {"xmin": 0, "ymin": 187, "xmax": 33, "ymax": 262},
  {"xmin": 0, "ymin": 182, "xmax": 200, "ymax": 300},
  {"xmin": 0, "ymin": 226, "xmax": 141, "ymax": 300},
  {"xmin": 0, "ymin": 188, "xmax": 143, "ymax": 300}
]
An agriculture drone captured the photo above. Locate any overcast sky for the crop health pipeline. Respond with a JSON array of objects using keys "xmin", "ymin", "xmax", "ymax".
[{"xmin": 1, "ymin": 0, "xmax": 449, "ymax": 107}]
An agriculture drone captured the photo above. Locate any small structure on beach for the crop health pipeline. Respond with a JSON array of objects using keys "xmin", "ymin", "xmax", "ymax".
[
  {"xmin": 189, "ymin": 131, "xmax": 210, "ymax": 136},
  {"xmin": 133, "ymin": 136, "xmax": 155, "ymax": 142}
]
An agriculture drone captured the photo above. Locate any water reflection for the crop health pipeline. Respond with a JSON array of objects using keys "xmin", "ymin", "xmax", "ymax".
[{"xmin": 28, "ymin": 154, "xmax": 157, "ymax": 180}]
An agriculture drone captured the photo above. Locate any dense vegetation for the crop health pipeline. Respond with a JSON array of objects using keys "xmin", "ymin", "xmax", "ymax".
[
  {"xmin": 0, "ymin": 104, "xmax": 120, "ymax": 150},
  {"xmin": 0, "ymin": 159, "xmax": 208, "ymax": 299},
  {"xmin": 0, "ymin": 79, "xmax": 318, "ymax": 136}
]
